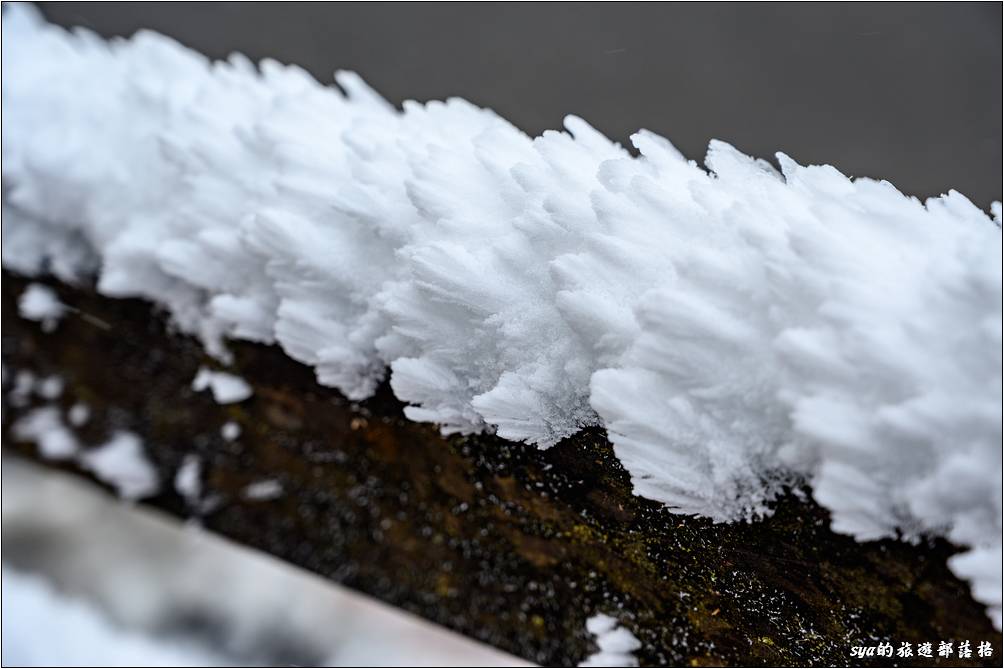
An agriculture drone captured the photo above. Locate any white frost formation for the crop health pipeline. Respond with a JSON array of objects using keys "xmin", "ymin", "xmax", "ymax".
[
  {"xmin": 12, "ymin": 406, "xmax": 80, "ymax": 460},
  {"xmin": 221, "ymin": 421, "xmax": 242, "ymax": 441},
  {"xmin": 79, "ymin": 432, "xmax": 160, "ymax": 501},
  {"xmin": 18, "ymin": 283, "xmax": 67, "ymax": 332},
  {"xmin": 2, "ymin": 5, "xmax": 1000, "ymax": 626},
  {"xmin": 243, "ymin": 479, "xmax": 284, "ymax": 502},
  {"xmin": 36, "ymin": 374, "xmax": 64, "ymax": 400},
  {"xmin": 174, "ymin": 454, "xmax": 202, "ymax": 505},
  {"xmin": 579, "ymin": 614, "xmax": 641, "ymax": 667},
  {"xmin": 68, "ymin": 402, "xmax": 91, "ymax": 427},
  {"xmin": 191, "ymin": 367, "xmax": 253, "ymax": 404},
  {"xmin": 9, "ymin": 397, "xmax": 158, "ymax": 500}
]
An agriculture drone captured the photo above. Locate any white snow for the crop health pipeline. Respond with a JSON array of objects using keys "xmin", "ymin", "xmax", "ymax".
[
  {"xmin": 191, "ymin": 367, "xmax": 253, "ymax": 404},
  {"xmin": 1, "ymin": 567, "xmax": 228, "ymax": 667},
  {"xmin": 220, "ymin": 420, "xmax": 242, "ymax": 441},
  {"xmin": 78, "ymin": 432, "xmax": 160, "ymax": 501},
  {"xmin": 17, "ymin": 283, "xmax": 67, "ymax": 332},
  {"xmin": 579, "ymin": 614, "xmax": 641, "ymax": 667},
  {"xmin": 9, "ymin": 402, "xmax": 158, "ymax": 501},
  {"xmin": 68, "ymin": 402, "xmax": 91, "ymax": 426},
  {"xmin": 2, "ymin": 4, "xmax": 1000, "ymax": 628},
  {"xmin": 243, "ymin": 479, "xmax": 284, "ymax": 501},
  {"xmin": 3, "ymin": 458, "xmax": 532, "ymax": 667},
  {"xmin": 12, "ymin": 406, "xmax": 80, "ymax": 460},
  {"xmin": 36, "ymin": 374, "xmax": 64, "ymax": 399},
  {"xmin": 8, "ymin": 370, "xmax": 36, "ymax": 407},
  {"xmin": 174, "ymin": 454, "xmax": 202, "ymax": 504}
]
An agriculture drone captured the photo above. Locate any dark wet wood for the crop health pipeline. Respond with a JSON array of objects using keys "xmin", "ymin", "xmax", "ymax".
[{"xmin": 2, "ymin": 271, "xmax": 1000, "ymax": 667}]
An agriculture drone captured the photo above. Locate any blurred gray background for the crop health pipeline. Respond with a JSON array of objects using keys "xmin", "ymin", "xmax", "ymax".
[{"xmin": 39, "ymin": 2, "xmax": 1002, "ymax": 207}]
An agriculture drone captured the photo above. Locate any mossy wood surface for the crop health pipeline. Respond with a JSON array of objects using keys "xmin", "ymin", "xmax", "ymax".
[{"xmin": 2, "ymin": 272, "xmax": 999, "ymax": 667}]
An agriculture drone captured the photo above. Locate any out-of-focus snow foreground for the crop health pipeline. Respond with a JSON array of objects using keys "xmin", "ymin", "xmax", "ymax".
[
  {"xmin": 1, "ymin": 4, "xmax": 1001, "ymax": 628},
  {"xmin": 2, "ymin": 458, "xmax": 531, "ymax": 666}
]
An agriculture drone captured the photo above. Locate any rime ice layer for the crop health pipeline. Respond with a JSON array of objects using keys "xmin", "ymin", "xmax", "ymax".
[{"xmin": 3, "ymin": 5, "xmax": 1001, "ymax": 627}]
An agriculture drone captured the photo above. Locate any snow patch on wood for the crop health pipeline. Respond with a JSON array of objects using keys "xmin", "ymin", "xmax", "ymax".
[
  {"xmin": 243, "ymin": 480, "xmax": 284, "ymax": 501},
  {"xmin": 12, "ymin": 406, "xmax": 80, "ymax": 460},
  {"xmin": 579, "ymin": 614, "xmax": 640, "ymax": 667},
  {"xmin": 79, "ymin": 432, "xmax": 160, "ymax": 501},
  {"xmin": 18, "ymin": 284, "xmax": 66, "ymax": 332},
  {"xmin": 191, "ymin": 367, "xmax": 253, "ymax": 404}
]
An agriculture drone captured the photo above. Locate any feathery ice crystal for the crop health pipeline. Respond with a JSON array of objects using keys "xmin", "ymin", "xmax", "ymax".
[{"xmin": 2, "ymin": 5, "xmax": 1000, "ymax": 627}]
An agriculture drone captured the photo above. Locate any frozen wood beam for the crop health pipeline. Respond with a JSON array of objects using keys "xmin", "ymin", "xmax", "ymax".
[{"xmin": 2, "ymin": 272, "xmax": 999, "ymax": 667}]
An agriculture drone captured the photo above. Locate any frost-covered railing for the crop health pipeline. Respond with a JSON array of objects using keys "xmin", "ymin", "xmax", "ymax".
[
  {"xmin": 2, "ymin": 5, "xmax": 1001, "ymax": 662},
  {"xmin": 5, "ymin": 273, "xmax": 1000, "ymax": 666}
]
